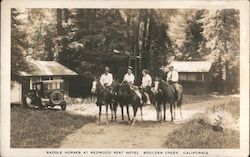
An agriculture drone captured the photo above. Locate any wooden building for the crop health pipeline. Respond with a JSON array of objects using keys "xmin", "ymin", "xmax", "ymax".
[
  {"xmin": 164, "ymin": 61, "xmax": 212, "ymax": 95},
  {"xmin": 11, "ymin": 60, "xmax": 78, "ymax": 104}
]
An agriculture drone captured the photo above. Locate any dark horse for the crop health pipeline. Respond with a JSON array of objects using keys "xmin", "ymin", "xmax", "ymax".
[
  {"xmin": 153, "ymin": 79, "xmax": 183, "ymax": 121},
  {"xmin": 91, "ymin": 79, "xmax": 118, "ymax": 124},
  {"xmin": 116, "ymin": 82, "xmax": 143, "ymax": 125}
]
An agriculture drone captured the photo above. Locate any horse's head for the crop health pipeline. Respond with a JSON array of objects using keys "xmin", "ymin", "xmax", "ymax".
[
  {"xmin": 91, "ymin": 80, "xmax": 98, "ymax": 94},
  {"xmin": 152, "ymin": 80, "xmax": 160, "ymax": 94},
  {"xmin": 110, "ymin": 81, "xmax": 119, "ymax": 96},
  {"xmin": 91, "ymin": 78, "xmax": 105, "ymax": 95},
  {"xmin": 118, "ymin": 81, "xmax": 131, "ymax": 96}
]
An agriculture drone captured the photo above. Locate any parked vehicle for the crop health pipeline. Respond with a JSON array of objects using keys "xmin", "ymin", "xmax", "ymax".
[{"xmin": 24, "ymin": 80, "xmax": 67, "ymax": 110}]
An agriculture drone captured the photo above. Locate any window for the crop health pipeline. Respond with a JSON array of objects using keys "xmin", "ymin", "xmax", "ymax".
[
  {"xmin": 42, "ymin": 77, "xmax": 53, "ymax": 81},
  {"xmin": 179, "ymin": 73, "xmax": 187, "ymax": 80},
  {"xmin": 56, "ymin": 82, "xmax": 60, "ymax": 89},
  {"xmin": 187, "ymin": 73, "xmax": 196, "ymax": 81},
  {"xmin": 197, "ymin": 73, "xmax": 205, "ymax": 81},
  {"xmin": 30, "ymin": 77, "xmax": 41, "ymax": 89}
]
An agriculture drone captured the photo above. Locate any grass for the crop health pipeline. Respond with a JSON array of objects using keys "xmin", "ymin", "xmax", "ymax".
[
  {"xmin": 165, "ymin": 118, "xmax": 239, "ymax": 148},
  {"xmin": 11, "ymin": 107, "xmax": 95, "ymax": 148},
  {"xmin": 165, "ymin": 99, "xmax": 240, "ymax": 148},
  {"xmin": 209, "ymin": 98, "xmax": 240, "ymax": 120}
]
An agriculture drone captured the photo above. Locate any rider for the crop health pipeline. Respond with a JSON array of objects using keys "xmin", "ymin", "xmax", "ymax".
[
  {"xmin": 122, "ymin": 66, "xmax": 135, "ymax": 85},
  {"xmin": 166, "ymin": 65, "xmax": 179, "ymax": 91},
  {"xmin": 140, "ymin": 69, "xmax": 152, "ymax": 105},
  {"xmin": 100, "ymin": 66, "xmax": 113, "ymax": 90}
]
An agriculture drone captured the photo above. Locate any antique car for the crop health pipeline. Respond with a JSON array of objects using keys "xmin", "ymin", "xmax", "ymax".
[{"xmin": 25, "ymin": 80, "xmax": 67, "ymax": 110}]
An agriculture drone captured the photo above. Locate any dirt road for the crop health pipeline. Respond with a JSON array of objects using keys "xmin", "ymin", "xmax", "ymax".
[{"xmin": 59, "ymin": 95, "xmax": 239, "ymax": 148}]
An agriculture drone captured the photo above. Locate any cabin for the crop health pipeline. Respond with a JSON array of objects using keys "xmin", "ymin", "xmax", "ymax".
[
  {"xmin": 164, "ymin": 61, "xmax": 212, "ymax": 95},
  {"xmin": 11, "ymin": 60, "xmax": 78, "ymax": 104}
]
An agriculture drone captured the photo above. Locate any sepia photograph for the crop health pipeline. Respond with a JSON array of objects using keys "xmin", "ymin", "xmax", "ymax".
[{"xmin": 1, "ymin": 0, "xmax": 249, "ymax": 157}]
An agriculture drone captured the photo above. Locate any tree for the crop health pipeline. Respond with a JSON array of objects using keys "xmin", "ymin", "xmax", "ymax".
[
  {"xmin": 166, "ymin": 10, "xmax": 200, "ymax": 61},
  {"xmin": 11, "ymin": 8, "xmax": 28, "ymax": 81},
  {"xmin": 199, "ymin": 9, "xmax": 240, "ymax": 93},
  {"xmin": 24, "ymin": 9, "xmax": 57, "ymax": 60},
  {"xmin": 182, "ymin": 10, "xmax": 204, "ymax": 60}
]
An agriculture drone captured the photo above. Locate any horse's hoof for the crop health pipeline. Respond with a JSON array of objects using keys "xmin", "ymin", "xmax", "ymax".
[{"xmin": 131, "ymin": 122, "xmax": 135, "ymax": 126}]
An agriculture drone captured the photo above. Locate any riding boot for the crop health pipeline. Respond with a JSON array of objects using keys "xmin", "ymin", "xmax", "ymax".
[
  {"xmin": 134, "ymin": 89, "xmax": 143, "ymax": 104},
  {"xmin": 144, "ymin": 93, "xmax": 151, "ymax": 105}
]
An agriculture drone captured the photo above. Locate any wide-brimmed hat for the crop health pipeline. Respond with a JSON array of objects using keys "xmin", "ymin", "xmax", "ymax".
[{"xmin": 128, "ymin": 66, "xmax": 133, "ymax": 70}]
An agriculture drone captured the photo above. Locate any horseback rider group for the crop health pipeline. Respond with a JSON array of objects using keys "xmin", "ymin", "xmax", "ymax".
[{"xmin": 98, "ymin": 65, "xmax": 179, "ymax": 105}]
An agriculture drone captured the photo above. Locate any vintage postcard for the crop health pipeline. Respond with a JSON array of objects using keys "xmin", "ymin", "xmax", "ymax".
[{"xmin": 1, "ymin": 0, "xmax": 249, "ymax": 157}]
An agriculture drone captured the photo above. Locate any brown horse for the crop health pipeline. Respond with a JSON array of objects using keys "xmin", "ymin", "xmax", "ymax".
[
  {"xmin": 91, "ymin": 79, "xmax": 117, "ymax": 124},
  {"xmin": 117, "ymin": 82, "xmax": 143, "ymax": 125},
  {"xmin": 153, "ymin": 79, "xmax": 183, "ymax": 121}
]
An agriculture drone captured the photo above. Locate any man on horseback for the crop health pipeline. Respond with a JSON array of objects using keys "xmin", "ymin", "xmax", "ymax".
[
  {"xmin": 123, "ymin": 66, "xmax": 135, "ymax": 85},
  {"xmin": 166, "ymin": 65, "xmax": 183, "ymax": 109},
  {"xmin": 100, "ymin": 66, "xmax": 113, "ymax": 90},
  {"xmin": 167, "ymin": 65, "xmax": 179, "ymax": 89}
]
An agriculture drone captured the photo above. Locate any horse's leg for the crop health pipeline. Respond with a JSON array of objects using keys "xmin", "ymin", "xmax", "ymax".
[
  {"xmin": 114, "ymin": 102, "xmax": 118, "ymax": 121},
  {"xmin": 106, "ymin": 104, "xmax": 109, "ymax": 125},
  {"xmin": 154, "ymin": 102, "xmax": 159, "ymax": 121},
  {"xmin": 140, "ymin": 106, "xmax": 143, "ymax": 121},
  {"xmin": 173, "ymin": 102, "xmax": 176, "ymax": 120},
  {"xmin": 170, "ymin": 102, "xmax": 174, "ymax": 122},
  {"xmin": 159, "ymin": 103, "xmax": 162, "ymax": 121},
  {"xmin": 121, "ymin": 105, "xmax": 124, "ymax": 120},
  {"xmin": 132, "ymin": 106, "xmax": 138, "ymax": 126},
  {"xmin": 98, "ymin": 105, "xmax": 102, "ymax": 124},
  {"xmin": 110, "ymin": 103, "xmax": 114, "ymax": 121},
  {"xmin": 163, "ymin": 103, "xmax": 166, "ymax": 121},
  {"xmin": 179, "ymin": 96, "xmax": 183, "ymax": 119},
  {"xmin": 180, "ymin": 104, "xmax": 183, "ymax": 119},
  {"xmin": 126, "ymin": 104, "xmax": 131, "ymax": 122}
]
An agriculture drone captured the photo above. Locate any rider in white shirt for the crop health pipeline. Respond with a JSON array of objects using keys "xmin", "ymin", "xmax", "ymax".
[
  {"xmin": 166, "ymin": 65, "xmax": 179, "ymax": 84},
  {"xmin": 166, "ymin": 65, "xmax": 179, "ymax": 94},
  {"xmin": 140, "ymin": 69, "xmax": 152, "ymax": 105},
  {"xmin": 123, "ymin": 66, "xmax": 135, "ymax": 85},
  {"xmin": 100, "ymin": 66, "xmax": 113, "ymax": 88}
]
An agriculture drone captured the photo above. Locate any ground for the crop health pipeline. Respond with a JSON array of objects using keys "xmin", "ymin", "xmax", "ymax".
[{"xmin": 11, "ymin": 95, "xmax": 239, "ymax": 148}]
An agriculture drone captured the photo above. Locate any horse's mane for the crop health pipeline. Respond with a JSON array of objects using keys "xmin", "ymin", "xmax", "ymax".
[{"xmin": 159, "ymin": 79, "xmax": 168, "ymax": 85}]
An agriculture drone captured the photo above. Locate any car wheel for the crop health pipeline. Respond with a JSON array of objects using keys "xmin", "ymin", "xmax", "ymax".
[{"xmin": 50, "ymin": 91, "xmax": 64, "ymax": 105}]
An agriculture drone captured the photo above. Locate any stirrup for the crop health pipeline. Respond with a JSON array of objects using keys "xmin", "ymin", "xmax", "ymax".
[{"xmin": 146, "ymin": 100, "xmax": 151, "ymax": 105}]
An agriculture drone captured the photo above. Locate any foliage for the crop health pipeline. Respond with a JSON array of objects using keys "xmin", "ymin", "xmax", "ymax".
[
  {"xmin": 11, "ymin": 8, "xmax": 240, "ymax": 95},
  {"xmin": 199, "ymin": 9, "xmax": 240, "ymax": 93},
  {"xmin": 165, "ymin": 118, "xmax": 239, "ymax": 148},
  {"xmin": 24, "ymin": 9, "xmax": 57, "ymax": 60},
  {"xmin": 11, "ymin": 8, "xmax": 29, "ymax": 81},
  {"xmin": 165, "ymin": 99, "xmax": 239, "ymax": 148}
]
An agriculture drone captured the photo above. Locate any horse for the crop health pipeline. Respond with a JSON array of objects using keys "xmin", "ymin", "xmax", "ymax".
[
  {"xmin": 117, "ymin": 82, "xmax": 143, "ymax": 125},
  {"xmin": 153, "ymin": 79, "xmax": 183, "ymax": 121},
  {"xmin": 90, "ymin": 79, "xmax": 117, "ymax": 124}
]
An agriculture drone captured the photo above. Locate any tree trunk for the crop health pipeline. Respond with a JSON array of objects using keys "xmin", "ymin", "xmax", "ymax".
[
  {"xmin": 57, "ymin": 9, "xmax": 63, "ymax": 36},
  {"xmin": 218, "ymin": 54, "xmax": 223, "ymax": 94}
]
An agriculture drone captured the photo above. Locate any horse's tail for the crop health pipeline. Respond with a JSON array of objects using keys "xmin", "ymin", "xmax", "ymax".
[
  {"xmin": 176, "ymin": 85, "xmax": 183, "ymax": 107},
  {"xmin": 177, "ymin": 94, "xmax": 183, "ymax": 107}
]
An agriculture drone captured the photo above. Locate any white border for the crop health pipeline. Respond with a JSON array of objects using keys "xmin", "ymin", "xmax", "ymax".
[{"xmin": 1, "ymin": 0, "xmax": 249, "ymax": 157}]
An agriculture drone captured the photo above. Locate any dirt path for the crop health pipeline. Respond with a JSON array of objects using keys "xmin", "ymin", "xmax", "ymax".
[{"xmin": 59, "ymin": 95, "xmax": 239, "ymax": 148}]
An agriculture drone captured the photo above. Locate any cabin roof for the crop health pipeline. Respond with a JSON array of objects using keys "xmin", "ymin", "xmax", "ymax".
[
  {"xmin": 19, "ymin": 60, "xmax": 78, "ymax": 76},
  {"xmin": 167, "ymin": 61, "xmax": 212, "ymax": 72}
]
